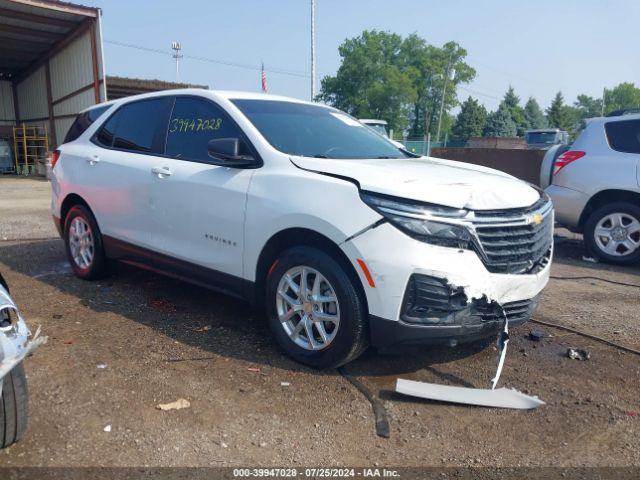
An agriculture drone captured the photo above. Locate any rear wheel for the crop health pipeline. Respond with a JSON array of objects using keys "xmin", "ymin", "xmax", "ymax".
[
  {"xmin": 63, "ymin": 205, "xmax": 110, "ymax": 280},
  {"xmin": 0, "ymin": 362, "xmax": 28, "ymax": 448},
  {"xmin": 265, "ymin": 246, "xmax": 369, "ymax": 368},
  {"xmin": 584, "ymin": 202, "xmax": 640, "ymax": 265}
]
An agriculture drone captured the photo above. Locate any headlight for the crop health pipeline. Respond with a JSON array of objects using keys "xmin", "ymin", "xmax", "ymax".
[{"xmin": 360, "ymin": 191, "xmax": 472, "ymax": 248}]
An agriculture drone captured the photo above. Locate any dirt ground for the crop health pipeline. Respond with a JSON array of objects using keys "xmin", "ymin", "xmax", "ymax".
[{"xmin": 0, "ymin": 176, "xmax": 638, "ymax": 468}]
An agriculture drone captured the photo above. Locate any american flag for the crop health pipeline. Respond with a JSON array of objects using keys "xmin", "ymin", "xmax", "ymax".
[{"xmin": 261, "ymin": 62, "xmax": 268, "ymax": 93}]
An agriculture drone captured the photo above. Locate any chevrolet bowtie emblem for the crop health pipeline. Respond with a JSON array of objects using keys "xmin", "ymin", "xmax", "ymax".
[{"xmin": 530, "ymin": 213, "xmax": 543, "ymax": 225}]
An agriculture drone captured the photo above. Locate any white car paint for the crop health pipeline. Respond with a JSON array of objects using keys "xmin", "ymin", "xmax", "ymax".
[{"xmin": 51, "ymin": 89, "xmax": 552, "ymax": 351}]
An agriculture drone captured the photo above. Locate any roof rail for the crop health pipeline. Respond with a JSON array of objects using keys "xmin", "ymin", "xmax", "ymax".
[{"xmin": 605, "ymin": 107, "xmax": 640, "ymax": 117}]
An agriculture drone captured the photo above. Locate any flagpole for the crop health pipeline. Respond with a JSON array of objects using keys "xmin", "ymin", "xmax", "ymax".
[{"xmin": 310, "ymin": 0, "xmax": 316, "ymax": 101}]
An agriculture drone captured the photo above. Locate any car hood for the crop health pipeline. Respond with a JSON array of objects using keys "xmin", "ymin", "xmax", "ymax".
[{"xmin": 290, "ymin": 155, "xmax": 540, "ymax": 210}]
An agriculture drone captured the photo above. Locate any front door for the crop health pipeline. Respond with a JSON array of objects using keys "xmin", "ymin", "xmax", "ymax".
[{"xmin": 148, "ymin": 96, "xmax": 256, "ymax": 281}]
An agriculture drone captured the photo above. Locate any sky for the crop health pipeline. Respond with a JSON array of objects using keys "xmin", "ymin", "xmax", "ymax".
[{"xmin": 87, "ymin": 0, "xmax": 640, "ymax": 112}]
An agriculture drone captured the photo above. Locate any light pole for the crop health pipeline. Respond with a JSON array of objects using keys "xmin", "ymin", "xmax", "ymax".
[
  {"xmin": 171, "ymin": 41, "xmax": 183, "ymax": 83},
  {"xmin": 435, "ymin": 52, "xmax": 454, "ymax": 143},
  {"xmin": 310, "ymin": 0, "xmax": 316, "ymax": 100}
]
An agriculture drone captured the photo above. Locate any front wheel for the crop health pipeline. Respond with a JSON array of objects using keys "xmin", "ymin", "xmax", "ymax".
[
  {"xmin": 265, "ymin": 247, "xmax": 369, "ymax": 368},
  {"xmin": 584, "ymin": 202, "xmax": 640, "ymax": 265}
]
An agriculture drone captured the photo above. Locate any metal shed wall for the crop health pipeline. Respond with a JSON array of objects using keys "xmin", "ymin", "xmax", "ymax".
[
  {"xmin": 0, "ymin": 81, "xmax": 15, "ymax": 125},
  {"xmin": 10, "ymin": 5, "xmax": 105, "ymax": 148}
]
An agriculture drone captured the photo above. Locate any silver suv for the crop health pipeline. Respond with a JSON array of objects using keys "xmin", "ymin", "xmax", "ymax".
[{"xmin": 543, "ymin": 112, "xmax": 640, "ymax": 265}]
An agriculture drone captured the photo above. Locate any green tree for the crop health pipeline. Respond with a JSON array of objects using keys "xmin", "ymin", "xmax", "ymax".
[
  {"xmin": 524, "ymin": 97, "xmax": 547, "ymax": 129},
  {"xmin": 317, "ymin": 30, "xmax": 475, "ymax": 137},
  {"xmin": 546, "ymin": 92, "xmax": 578, "ymax": 132},
  {"xmin": 451, "ymin": 96, "xmax": 487, "ymax": 142},
  {"xmin": 574, "ymin": 94, "xmax": 602, "ymax": 119},
  {"xmin": 483, "ymin": 102, "xmax": 516, "ymax": 137},
  {"xmin": 316, "ymin": 31, "xmax": 416, "ymax": 133},
  {"xmin": 603, "ymin": 82, "xmax": 640, "ymax": 114},
  {"xmin": 400, "ymin": 37, "xmax": 476, "ymax": 139},
  {"xmin": 502, "ymin": 86, "xmax": 528, "ymax": 135}
]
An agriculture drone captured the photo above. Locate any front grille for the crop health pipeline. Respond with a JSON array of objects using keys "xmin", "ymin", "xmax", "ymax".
[
  {"xmin": 472, "ymin": 198, "xmax": 553, "ymax": 274},
  {"xmin": 478, "ymin": 297, "xmax": 538, "ymax": 323}
]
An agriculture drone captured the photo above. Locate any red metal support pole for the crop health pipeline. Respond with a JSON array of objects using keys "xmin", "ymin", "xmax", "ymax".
[{"xmin": 89, "ymin": 21, "xmax": 100, "ymax": 103}]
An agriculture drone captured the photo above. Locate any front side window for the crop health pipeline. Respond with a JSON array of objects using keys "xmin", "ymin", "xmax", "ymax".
[
  {"xmin": 231, "ymin": 99, "xmax": 408, "ymax": 159},
  {"xmin": 605, "ymin": 119, "xmax": 640, "ymax": 154},
  {"xmin": 94, "ymin": 97, "xmax": 173, "ymax": 153},
  {"xmin": 165, "ymin": 97, "xmax": 251, "ymax": 162}
]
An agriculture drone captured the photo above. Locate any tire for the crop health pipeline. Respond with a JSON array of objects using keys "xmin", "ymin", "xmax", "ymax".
[
  {"xmin": 265, "ymin": 246, "xmax": 369, "ymax": 369},
  {"xmin": 63, "ymin": 204, "xmax": 110, "ymax": 280},
  {"xmin": 0, "ymin": 362, "xmax": 28, "ymax": 448},
  {"xmin": 584, "ymin": 202, "xmax": 640, "ymax": 265}
]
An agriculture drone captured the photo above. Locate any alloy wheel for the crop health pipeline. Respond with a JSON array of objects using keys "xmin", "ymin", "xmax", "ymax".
[
  {"xmin": 68, "ymin": 216, "xmax": 95, "ymax": 269},
  {"xmin": 276, "ymin": 266, "xmax": 340, "ymax": 351},
  {"xmin": 594, "ymin": 212, "xmax": 640, "ymax": 257}
]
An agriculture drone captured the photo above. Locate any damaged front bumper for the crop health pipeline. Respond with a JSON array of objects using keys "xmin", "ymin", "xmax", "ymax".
[
  {"xmin": 341, "ymin": 221, "xmax": 551, "ymax": 349},
  {"xmin": 0, "ymin": 282, "xmax": 46, "ymax": 388},
  {"xmin": 370, "ymin": 273, "xmax": 539, "ymax": 347}
]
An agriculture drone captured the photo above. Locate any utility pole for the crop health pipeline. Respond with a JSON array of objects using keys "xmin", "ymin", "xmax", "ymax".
[
  {"xmin": 171, "ymin": 41, "xmax": 183, "ymax": 83},
  {"xmin": 435, "ymin": 51, "xmax": 454, "ymax": 143},
  {"xmin": 310, "ymin": 0, "xmax": 316, "ymax": 101},
  {"xmin": 601, "ymin": 87, "xmax": 606, "ymax": 116}
]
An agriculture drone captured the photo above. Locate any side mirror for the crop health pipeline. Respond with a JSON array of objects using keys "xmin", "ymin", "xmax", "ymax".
[{"xmin": 207, "ymin": 138, "xmax": 256, "ymax": 168}]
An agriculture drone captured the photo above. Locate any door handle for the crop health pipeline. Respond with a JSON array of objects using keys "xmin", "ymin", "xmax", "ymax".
[
  {"xmin": 87, "ymin": 155, "xmax": 100, "ymax": 165},
  {"xmin": 151, "ymin": 166, "xmax": 172, "ymax": 178}
]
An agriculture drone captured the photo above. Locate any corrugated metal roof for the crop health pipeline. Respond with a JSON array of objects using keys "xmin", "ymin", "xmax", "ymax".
[
  {"xmin": 0, "ymin": 0, "xmax": 96, "ymax": 79},
  {"xmin": 106, "ymin": 76, "xmax": 208, "ymax": 100}
]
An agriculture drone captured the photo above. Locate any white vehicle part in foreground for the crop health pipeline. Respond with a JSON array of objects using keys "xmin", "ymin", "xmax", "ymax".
[
  {"xmin": 0, "ymin": 285, "xmax": 46, "ymax": 388},
  {"xmin": 395, "ymin": 378, "xmax": 545, "ymax": 410}
]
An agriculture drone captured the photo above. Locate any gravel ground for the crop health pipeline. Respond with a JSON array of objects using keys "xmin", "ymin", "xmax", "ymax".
[{"xmin": 0, "ymin": 177, "xmax": 638, "ymax": 468}]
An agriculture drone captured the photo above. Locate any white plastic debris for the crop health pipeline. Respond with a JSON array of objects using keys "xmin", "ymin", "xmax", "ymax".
[
  {"xmin": 97, "ymin": 363, "xmax": 107, "ymax": 369},
  {"xmin": 156, "ymin": 398, "xmax": 191, "ymax": 411},
  {"xmin": 280, "ymin": 382, "xmax": 290, "ymax": 387},
  {"xmin": 395, "ymin": 379, "xmax": 544, "ymax": 410},
  {"xmin": 103, "ymin": 425, "xmax": 111, "ymax": 432}
]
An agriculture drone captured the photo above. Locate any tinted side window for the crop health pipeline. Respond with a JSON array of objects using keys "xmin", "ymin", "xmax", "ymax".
[
  {"xmin": 165, "ymin": 97, "xmax": 250, "ymax": 162},
  {"xmin": 605, "ymin": 119, "xmax": 640, "ymax": 154},
  {"xmin": 96, "ymin": 114, "xmax": 117, "ymax": 147},
  {"xmin": 63, "ymin": 105, "xmax": 109, "ymax": 143}
]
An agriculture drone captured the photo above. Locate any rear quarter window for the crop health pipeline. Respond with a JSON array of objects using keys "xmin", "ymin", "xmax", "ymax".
[
  {"xmin": 63, "ymin": 105, "xmax": 110, "ymax": 144},
  {"xmin": 604, "ymin": 119, "xmax": 640, "ymax": 154}
]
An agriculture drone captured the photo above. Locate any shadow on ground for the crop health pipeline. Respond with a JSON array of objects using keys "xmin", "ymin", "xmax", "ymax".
[{"xmin": 0, "ymin": 239, "xmax": 495, "ymax": 381}]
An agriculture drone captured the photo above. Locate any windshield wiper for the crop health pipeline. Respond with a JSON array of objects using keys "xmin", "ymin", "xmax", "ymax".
[{"xmin": 312, "ymin": 154, "xmax": 329, "ymax": 158}]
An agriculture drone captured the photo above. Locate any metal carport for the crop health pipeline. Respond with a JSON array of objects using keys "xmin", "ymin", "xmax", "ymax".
[{"xmin": 0, "ymin": 0, "xmax": 106, "ymax": 147}]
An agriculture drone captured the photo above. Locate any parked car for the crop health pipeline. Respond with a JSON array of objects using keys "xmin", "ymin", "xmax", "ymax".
[
  {"xmin": 543, "ymin": 112, "xmax": 640, "ymax": 265},
  {"xmin": 525, "ymin": 128, "xmax": 569, "ymax": 150},
  {"xmin": 0, "ymin": 273, "xmax": 31, "ymax": 448},
  {"xmin": 359, "ymin": 118, "xmax": 405, "ymax": 149},
  {"xmin": 51, "ymin": 90, "xmax": 553, "ymax": 368}
]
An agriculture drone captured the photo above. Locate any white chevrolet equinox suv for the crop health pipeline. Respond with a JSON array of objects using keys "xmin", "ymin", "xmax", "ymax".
[{"xmin": 51, "ymin": 90, "xmax": 553, "ymax": 368}]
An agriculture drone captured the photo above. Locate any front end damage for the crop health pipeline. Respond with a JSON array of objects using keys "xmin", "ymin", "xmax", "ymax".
[
  {"xmin": 372, "ymin": 273, "xmax": 539, "ymax": 348},
  {"xmin": 0, "ymin": 281, "xmax": 46, "ymax": 390}
]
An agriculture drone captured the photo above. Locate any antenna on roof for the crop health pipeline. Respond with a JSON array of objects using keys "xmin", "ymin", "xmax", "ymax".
[{"xmin": 171, "ymin": 41, "xmax": 183, "ymax": 83}]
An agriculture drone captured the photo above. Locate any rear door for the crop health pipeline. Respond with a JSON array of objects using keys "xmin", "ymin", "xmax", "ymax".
[
  {"xmin": 148, "ymin": 96, "xmax": 256, "ymax": 281},
  {"xmin": 87, "ymin": 96, "xmax": 173, "ymax": 249}
]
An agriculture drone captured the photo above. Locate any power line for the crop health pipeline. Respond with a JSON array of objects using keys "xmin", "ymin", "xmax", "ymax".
[
  {"xmin": 458, "ymin": 85, "xmax": 502, "ymax": 101},
  {"xmin": 104, "ymin": 39, "xmax": 312, "ymax": 79}
]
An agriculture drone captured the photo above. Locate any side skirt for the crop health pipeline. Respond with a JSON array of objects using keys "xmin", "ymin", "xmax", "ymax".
[{"xmin": 102, "ymin": 235, "xmax": 255, "ymax": 302}]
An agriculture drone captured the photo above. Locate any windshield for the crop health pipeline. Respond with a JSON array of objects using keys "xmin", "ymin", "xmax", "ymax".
[
  {"xmin": 231, "ymin": 99, "xmax": 408, "ymax": 159},
  {"xmin": 365, "ymin": 123, "xmax": 389, "ymax": 138},
  {"xmin": 526, "ymin": 132, "xmax": 558, "ymax": 144}
]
